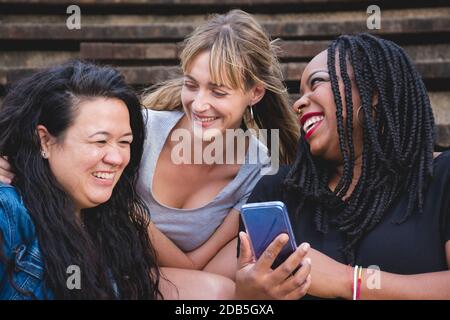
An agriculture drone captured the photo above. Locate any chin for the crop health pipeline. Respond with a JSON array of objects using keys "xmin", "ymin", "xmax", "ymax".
[
  {"xmin": 196, "ymin": 128, "xmax": 222, "ymax": 142},
  {"xmin": 308, "ymin": 141, "xmax": 324, "ymax": 157},
  {"xmin": 88, "ymin": 193, "xmax": 113, "ymax": 207}
]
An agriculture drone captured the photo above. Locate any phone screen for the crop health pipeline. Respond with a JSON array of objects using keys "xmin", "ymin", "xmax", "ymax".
[{"xmin": 241, "ymin": 201, "xmax": 297, "ymax": 269}]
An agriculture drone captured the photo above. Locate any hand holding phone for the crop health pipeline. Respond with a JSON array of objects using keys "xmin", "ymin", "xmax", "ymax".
[
  {"xmin": 241, "ymin": 201, "xmax": 297, "ymax": 269},
  {"xmin": 235, "ymin": 230, "xmax": 311, "ymax": 300}
]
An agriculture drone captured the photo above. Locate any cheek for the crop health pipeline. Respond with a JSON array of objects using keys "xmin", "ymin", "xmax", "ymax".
[
  {"xmin": 122, "ymin": 149, "xmax": 131, "ymax": 168},
  {"xmin": 181, "ymin": 88, "xmax": 194, "ymax": 107},
  {"xmin": 315, "ymin": 86, "xmax": 337, "ymax": 120},
  {"xmin": 223, "ymin": 97, "xmax": 247, "ymax": 118},
  {"xmin": 54, "ymin": 146, "xmax": 105, "ymax": 179},
  {"xmin": 78, "ymin": 146, "xmax": 105, "ymax": 168}
]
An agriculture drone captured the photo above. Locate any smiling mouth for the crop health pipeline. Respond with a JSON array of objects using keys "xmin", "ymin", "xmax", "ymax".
[
  {"xmin": 92, "ymin": 172, "xmax": 115, "ymax": 181},
  {"xmin": 304, "ymin": 115, "xmax": 324, "ymax": 133},
  {"xmin": 300, "ymin": 112, "xmax": 325, "ymax": 139},
  {"xmin": 193, "ymin": 114, "xmax": 220, "ymax": 123}
]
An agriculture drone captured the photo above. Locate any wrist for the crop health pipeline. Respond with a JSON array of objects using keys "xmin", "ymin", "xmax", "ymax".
[{"xmin": 338, "ymin": 264, "xmax": 354, "ymax": 300}]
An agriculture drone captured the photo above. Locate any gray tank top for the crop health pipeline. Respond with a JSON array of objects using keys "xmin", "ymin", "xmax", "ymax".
[{"xmin": 137, "ymin": 109, "xmax": 270, "ymax": 251}]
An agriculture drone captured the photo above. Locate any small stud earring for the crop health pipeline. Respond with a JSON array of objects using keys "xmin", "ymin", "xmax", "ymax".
[{"xmin": 41, "ymin": 150, "xmax": 48, "ymax": 159}]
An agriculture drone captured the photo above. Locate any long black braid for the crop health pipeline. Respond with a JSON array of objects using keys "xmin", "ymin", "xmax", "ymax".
[{"xmin": 283, "ymin": 34, "xmax": 435, "ymax": 264}]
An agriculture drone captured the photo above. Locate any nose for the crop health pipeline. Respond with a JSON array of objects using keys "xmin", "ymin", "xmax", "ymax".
[
  {"xmin": 292, "ymin": 93, "xmax": 311, "ymax": 118},
  {"xmin": 103, "ymin": 144, "xmax": 126, "ymax": 167},
  {"xmin": 191, "ymin": 90, "xmax": 211, "ymax": 113}
]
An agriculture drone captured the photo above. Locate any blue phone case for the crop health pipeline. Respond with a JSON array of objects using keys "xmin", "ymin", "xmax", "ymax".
[{"xmin": 241, "ymin": 201, "xmax": 297, "ymax": 269}]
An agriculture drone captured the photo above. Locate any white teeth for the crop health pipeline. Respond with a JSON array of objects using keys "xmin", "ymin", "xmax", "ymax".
[
  {"xmin": 92, "ymin": 172, "xmax": 114, "ymax": 180},
  {"xmin": 194, "ymin": 115, "xmax": 219, "ymax": 122},
  {"xmin": 304, "ymin": 115, "xmax": 324, "ymax": 132}
]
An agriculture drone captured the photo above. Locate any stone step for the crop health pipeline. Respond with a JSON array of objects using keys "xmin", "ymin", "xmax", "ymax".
[
  {"xmin": 1, "ymin": 59, "xmax": 449, "ymax": 86},
  {"xmin": 1, "ymin": 42, "xmax": 447, "ymax": 69},
  {"xmin": 1, "ymin": 7, "xmax": 449, "ymax": 40},
  {"xmin": 2, "ymin": 7, "xmax": 448, "ymax": 23},
  {"xmin": 77, "ymin": 41, "xmax": 450, "ymax": 62},
  {"xmin": 80, "ymin": 42, "xmax": 181, "ymax": 61},
  {"xmin": 0, "ymin": 51, "xmax": 78, "ymax": 68},
  {"xmin": 0, "ymin": 0, "xmax": 441, "ymax": 11}
]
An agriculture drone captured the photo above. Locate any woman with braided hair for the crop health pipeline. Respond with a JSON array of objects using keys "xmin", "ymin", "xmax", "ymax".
[{"xmin": 236, "ymin": 33, "xmax": 450, "ymax": 299}]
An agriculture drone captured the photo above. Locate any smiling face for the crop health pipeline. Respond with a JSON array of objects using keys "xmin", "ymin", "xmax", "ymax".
[
  {"xmin": 293, "ymin": 50, "xmax": 364, "ymax": 163},
  {"xmin": 181, "ymin": 50, "xmax": 263, "ymax": 142},
  {"xmin": 39, "ymin": 97, "xmax": 133, "ymax": 211}
]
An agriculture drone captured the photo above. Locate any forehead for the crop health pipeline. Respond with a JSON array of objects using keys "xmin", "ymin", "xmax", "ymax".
[
  {"xmin": 70, "ymin": 97, "xmax": 131, "ymax": 134},
  {"xmin": 185, "ymin": 50, "xmax": 244, "ymax": 91},
  {"xmin": 301, "ymin": 50, "xmax": 328, "ymax": 82},
  {"xmin": 186, "ymin": 50, "xmax": 210, "ymax": 79}
]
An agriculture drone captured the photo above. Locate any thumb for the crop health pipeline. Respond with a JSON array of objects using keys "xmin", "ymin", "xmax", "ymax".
[{"xmin": 238, "ymin": 231, "xmax": 254, "ymax": 269}]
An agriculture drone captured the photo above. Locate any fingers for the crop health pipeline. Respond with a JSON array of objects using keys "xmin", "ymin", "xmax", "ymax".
[
  {"xmin": 271, "ymin": 242, "xmax": 310, "ymax": 283},
  {"xmin": 237, "ymin": 232, "xmax": 254, "ymax": 269},
  {"xmin": 278, "ymin": 256, "xmax": 312, "ymax": 297},
  {"xmin": 0, "ymin": 156, "xmax": 11, "ymax": 170},
  {"xmin": 0, "ymin": 156, "xmax": 14, "ymax": 184},
  {"xmin": 283, "ymin": 274, "xmax": 311, "ymax": 300},
  {"xmin": 236, "ymin": 238, "xmax": 312, "ymax": 300},
  {"xmin": 0, "ymin": 169, "xmax": 13, "ymax": 184},
  {"xmin": 254, "ymin": 233, "xmax": 289, "ymax": 271}
]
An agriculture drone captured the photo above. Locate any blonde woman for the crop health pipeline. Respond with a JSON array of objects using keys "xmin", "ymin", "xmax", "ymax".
[{"xmin": 140, "ymin": 9, "xmax": 300, "ymax": 280}]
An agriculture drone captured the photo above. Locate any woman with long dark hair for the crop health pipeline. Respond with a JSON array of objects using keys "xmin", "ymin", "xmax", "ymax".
[
  {"xmin": 0, "ymin": 60, "xmax": 161, "ymax": 299},
  {"xmin": 237, "ymin": 34, "xmax": 450, "ymax": 299}
]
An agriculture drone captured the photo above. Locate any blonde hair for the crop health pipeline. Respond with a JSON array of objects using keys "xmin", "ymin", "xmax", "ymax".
[{"xmin": 142, "ymin": 9, "xmax": 299, "ymax": 164}]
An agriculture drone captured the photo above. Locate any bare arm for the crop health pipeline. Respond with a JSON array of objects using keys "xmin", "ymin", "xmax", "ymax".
[
  {"xmin": 149, "ymin": 208, "xmax": 239, "ymax": 270},
  {"xmin": 203, "ymin": 237, "xmax": 238, "ymax": 280},
  {"xmin": 186, "ymin": 208, "xmax": 239, "ymax": 269},
  {"xmin": 307, "ymin": 241, "xmax": 450, "ymax": 300},
  {"xmin": 148, "ymin": 222, "xmax": 196, "ymax": 269}
]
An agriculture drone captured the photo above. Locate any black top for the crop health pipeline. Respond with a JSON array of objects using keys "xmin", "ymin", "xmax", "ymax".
[{"xmin": 239, "ymin": 151, "xmax": 450, "ymax": 275}]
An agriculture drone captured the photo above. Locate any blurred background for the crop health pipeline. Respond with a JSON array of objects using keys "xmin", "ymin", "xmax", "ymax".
[{"xmin": 0, "ymin": 0, "xmax": 449, "ymax": 150}]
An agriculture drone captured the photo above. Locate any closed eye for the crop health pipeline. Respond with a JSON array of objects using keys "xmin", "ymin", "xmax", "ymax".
[
  {"xmin": 311, "ymin": 77, "xmax": 326, "ymax": 88},
  {"xmin": 183, "ymin": 82, "xmax": 198, "ymax": 90},
  {"xmin": 212, "ymin": 90, "xmax": 228, "ymax": 97}
]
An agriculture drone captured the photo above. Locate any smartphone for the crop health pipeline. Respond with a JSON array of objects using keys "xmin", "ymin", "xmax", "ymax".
[{"xmin": 241, "ymin": 201, "xmax": 297, "ymax": 269}]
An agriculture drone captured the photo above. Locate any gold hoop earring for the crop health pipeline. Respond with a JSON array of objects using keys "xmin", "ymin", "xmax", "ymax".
[
  {"xmin": 356, "ymin": 105, "xmax": 377, "ymax": 126},
  {"xmin": 356, "ymin": 105, "xmax": 364, "ymax": 126}
]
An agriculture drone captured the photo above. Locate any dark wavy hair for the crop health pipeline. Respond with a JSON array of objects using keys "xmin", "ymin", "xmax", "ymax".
[
  {"xmin": 283, "ymin": 34, "xmax": 435, "ymax": 264},
  {"xmin": 0, "ymin": 60, "xmax": 161, "ymax": 299}
]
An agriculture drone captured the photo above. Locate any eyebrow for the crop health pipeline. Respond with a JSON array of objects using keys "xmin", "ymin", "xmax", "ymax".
[
  {"xmin": 306, "ymin": 69, "xmax": 329, "ymax": 85},
  {"xmin": 184, "ymin": 74, "xmax": 230, "ymax": 90},
  {"xmin": 300, "ymin": 69, "xmax": 329, "ymax": 95},
  {"xmin": 89, "ymin": 131, "xmax": 133, "ymax": 138}
]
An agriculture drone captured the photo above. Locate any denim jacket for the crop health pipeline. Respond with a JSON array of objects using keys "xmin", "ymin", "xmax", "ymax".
[{"xmin": 0, "ymin": 183, "xmax": 52, "ymax": 299}]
